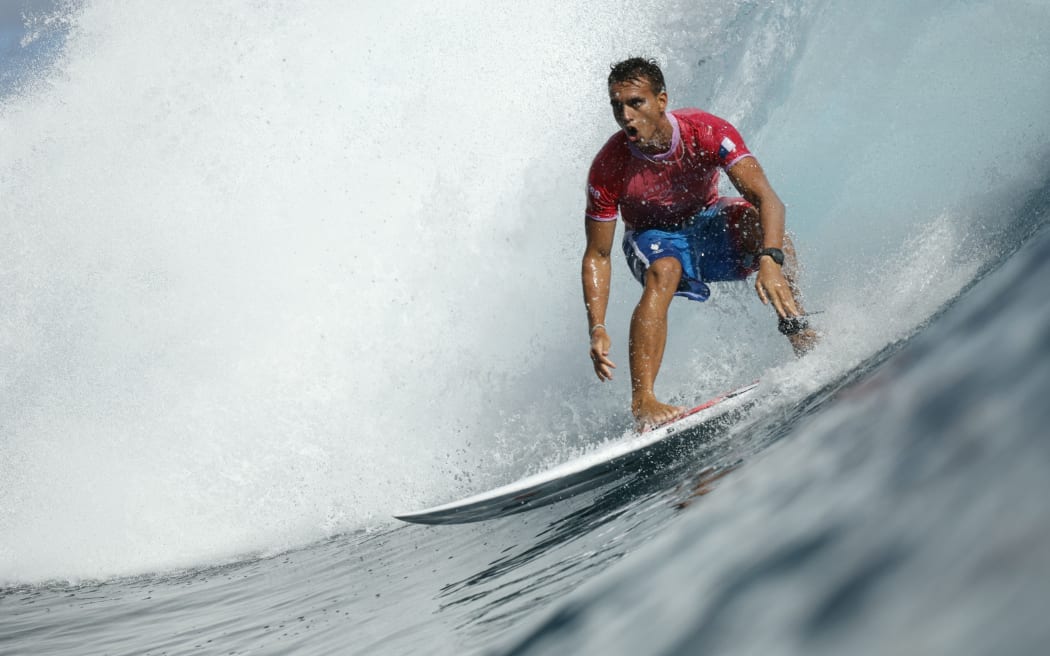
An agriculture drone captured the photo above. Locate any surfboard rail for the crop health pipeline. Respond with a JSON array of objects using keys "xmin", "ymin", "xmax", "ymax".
[{"xmin": 394, "ymin": 381, "xmax": 760, "ymax": 525}]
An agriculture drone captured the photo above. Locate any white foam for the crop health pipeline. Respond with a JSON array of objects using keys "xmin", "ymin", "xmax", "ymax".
[{"xmin": 2, "ymin": 0, "xmax": 1045, "ymax": 583}]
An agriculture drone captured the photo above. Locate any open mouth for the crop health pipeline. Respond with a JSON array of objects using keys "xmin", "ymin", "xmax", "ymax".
[{"xmin": 624, "ymin": 125, "xmax": 639, "ymax": 140}]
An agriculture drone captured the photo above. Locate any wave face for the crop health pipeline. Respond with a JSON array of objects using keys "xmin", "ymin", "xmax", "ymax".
[
  {"xmin": 1, "ymin": 0, "xmax": 1048, "ymax": 597},
  {"xmin": 497, "ymin": 220, "xmax": 1050, "ymax": 656}
]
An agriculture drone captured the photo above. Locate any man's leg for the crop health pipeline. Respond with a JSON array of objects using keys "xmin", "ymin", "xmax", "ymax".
[{"xmin": 630, "ymin": 256, "xmax": 686, "ymax": 428}]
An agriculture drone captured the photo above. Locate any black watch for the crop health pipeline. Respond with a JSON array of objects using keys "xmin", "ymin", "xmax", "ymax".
[{"xmin": 757, "ymin": 247, "xmax": 785, "ymax": 266}]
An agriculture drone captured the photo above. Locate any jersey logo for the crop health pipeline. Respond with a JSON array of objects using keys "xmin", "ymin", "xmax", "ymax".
[
  {"xmin": 718, "ymin": 137, "xmax": 736, "ymax": 160},
  {"xmin": 588, "ymin": 184, "xmax": 601, "ymax": 199}
]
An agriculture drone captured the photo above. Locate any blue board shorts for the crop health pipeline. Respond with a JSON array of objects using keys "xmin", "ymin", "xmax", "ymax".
[{"xmin": 622, "ymin": 197, "xmax": 759, "ymax": 302}]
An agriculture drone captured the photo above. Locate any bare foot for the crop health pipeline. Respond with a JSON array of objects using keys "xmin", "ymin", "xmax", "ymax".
[
  {"xmin": 632, "ymin": 394, "xmax": 685, "ymax": 432},
  {"xmin": 788, "ymin": 327, "xmax": 819, "ymax": 357}
]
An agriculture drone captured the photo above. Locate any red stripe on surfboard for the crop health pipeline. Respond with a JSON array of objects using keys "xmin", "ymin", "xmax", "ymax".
[{"xmin": 642, "ymin": 382, "xmax": 758, "ymax": 433}]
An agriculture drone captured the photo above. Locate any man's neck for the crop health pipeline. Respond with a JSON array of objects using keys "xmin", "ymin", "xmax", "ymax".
[
  {"xmin": 639, "ymin": 116, "xmax": 674, "ymax": 154},
  {"xmin": 630, "ymin": 112, "xmax": 680, "ymax": 162}
]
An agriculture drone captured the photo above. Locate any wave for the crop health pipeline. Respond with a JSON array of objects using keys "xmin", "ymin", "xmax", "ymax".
[{"xmin": 1, "ymin": 0, "xmax": 1047, "ymax": 583}]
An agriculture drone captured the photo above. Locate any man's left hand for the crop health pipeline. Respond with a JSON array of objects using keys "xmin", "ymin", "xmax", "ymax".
[{"xmin": 754, "ymin": 258, "xmax": 801, "ymax": 318}]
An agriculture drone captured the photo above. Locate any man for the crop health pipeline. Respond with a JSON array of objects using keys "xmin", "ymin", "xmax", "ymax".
[{"xmin": 582, "ymin": 57, "xmax": 817, "ymax": 429}]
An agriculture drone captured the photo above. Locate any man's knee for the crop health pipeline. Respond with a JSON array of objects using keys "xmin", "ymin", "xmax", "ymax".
[
  {"xmin": 644, "ymin": 256, "xmax": 683, "ymax": 290},
  {"xmin": 729, "ymin": 204, "xmax": 763, "ymax": 253}
]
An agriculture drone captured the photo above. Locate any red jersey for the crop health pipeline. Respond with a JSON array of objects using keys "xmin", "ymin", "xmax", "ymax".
[{"xmin": 585, "ymin": 109, "xmax": 753, "ymax": 231}]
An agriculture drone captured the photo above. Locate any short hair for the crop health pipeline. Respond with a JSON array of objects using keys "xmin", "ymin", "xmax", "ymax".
[{"xmin": 608, "ymin": 58, "xmax": 666, "ymax": 94}]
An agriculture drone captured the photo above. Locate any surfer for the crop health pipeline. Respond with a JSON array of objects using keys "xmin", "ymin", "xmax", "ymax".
[{"xmin": 582, "ymin": 57, "xmax": 818, "ymax": 429}]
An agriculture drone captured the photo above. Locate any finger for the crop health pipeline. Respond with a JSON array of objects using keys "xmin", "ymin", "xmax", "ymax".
[
  {"xmin": 596, "ymin": 355, "xmax": 616, "ymax": 370},
  {"xmin": 755, "ymin": 281, "xmax": 770, "ymax": 305},
  {"xmin": 767, "ymin": 286, "xmax": 786, "ymax": 318},
  {"xmin": 591, "ymin": 350, "xmax": 612, "ymax": 365},
  {"xmin": 771, "ymin": 282, "xmax": 800, "ymax": 317},
  {"xmin": 591, "ymin": 352, "xmax": 615, "ymax": 380},
  {"xmin": 779, "ymin": 292, "xmax": 801, "ymax": 318},
  {"xmin": 595, "ymin": 363, "xmax": 613, "ymax": 381}
]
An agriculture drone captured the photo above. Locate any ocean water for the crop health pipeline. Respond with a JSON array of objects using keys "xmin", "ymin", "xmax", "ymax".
[{"xmin": 1, "ymin": 1, "xmax": 1049, "ymax": 654}]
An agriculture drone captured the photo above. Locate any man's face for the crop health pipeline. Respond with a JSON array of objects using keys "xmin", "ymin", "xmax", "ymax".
[{"xmin": 608, "ymin": 77, "xmax": 668, "ymax": 149}]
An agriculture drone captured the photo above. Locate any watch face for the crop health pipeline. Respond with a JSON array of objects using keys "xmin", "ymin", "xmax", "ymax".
[{"xmin": 760, "ymin": 248, "xmax": 785, "ymax": 265}]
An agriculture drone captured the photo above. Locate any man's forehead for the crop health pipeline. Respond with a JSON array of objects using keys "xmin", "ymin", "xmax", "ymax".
[{"xmin": 609, "ymin": 78, "xmax": 656, "ymax": 98}]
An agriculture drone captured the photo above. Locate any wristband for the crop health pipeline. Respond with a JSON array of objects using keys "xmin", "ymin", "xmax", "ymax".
[
  {"xmin": 778, "ymin": 316, "xmax": 809, "ymax": 336},
  {"xmin": 590, "ymin": 323, "xmax": 606, "ymax": 336}
]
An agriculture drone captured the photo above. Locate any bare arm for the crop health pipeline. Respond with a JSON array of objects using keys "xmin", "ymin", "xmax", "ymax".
[
  {"xmin": 582, "ymin": 218, "xmax": 617, "ymax": 381},
  {"xmin": 727, "ymin": 157, "xmax": 786, "ymax": 250},
  {"xmin": 726, "ymin": 158, "xmax": 801, "ymax": 318}
]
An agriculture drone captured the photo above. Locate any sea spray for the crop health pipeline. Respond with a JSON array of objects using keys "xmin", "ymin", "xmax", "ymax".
[{"xmin": 2, "ymin": 0, "xmax": 1046, "ymax": 583}]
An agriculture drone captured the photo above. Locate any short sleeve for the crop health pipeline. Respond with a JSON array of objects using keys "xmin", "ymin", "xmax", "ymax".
[
  {"xmin": 707, "ymin": 115, "xmax": 753, "ymax": 169},
  {"xmin": 584, "ymin": 142, "xmax": 624, "ymax": 221}
]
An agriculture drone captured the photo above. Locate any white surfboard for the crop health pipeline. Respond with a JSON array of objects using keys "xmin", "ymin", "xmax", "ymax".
[{"xmin": 394, "ymin": 381, "xmax": 759, "ymax": 525}]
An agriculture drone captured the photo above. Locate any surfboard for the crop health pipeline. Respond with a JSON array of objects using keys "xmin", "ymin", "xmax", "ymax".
[{"xmin": 394, "ymin": 381, "xmax": 759, "ymax": 525}]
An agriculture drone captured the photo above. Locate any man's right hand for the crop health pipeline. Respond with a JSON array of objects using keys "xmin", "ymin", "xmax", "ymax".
[{"xmin": 589, "ymin": 327, "xmax": 616, "ymax": 381}]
